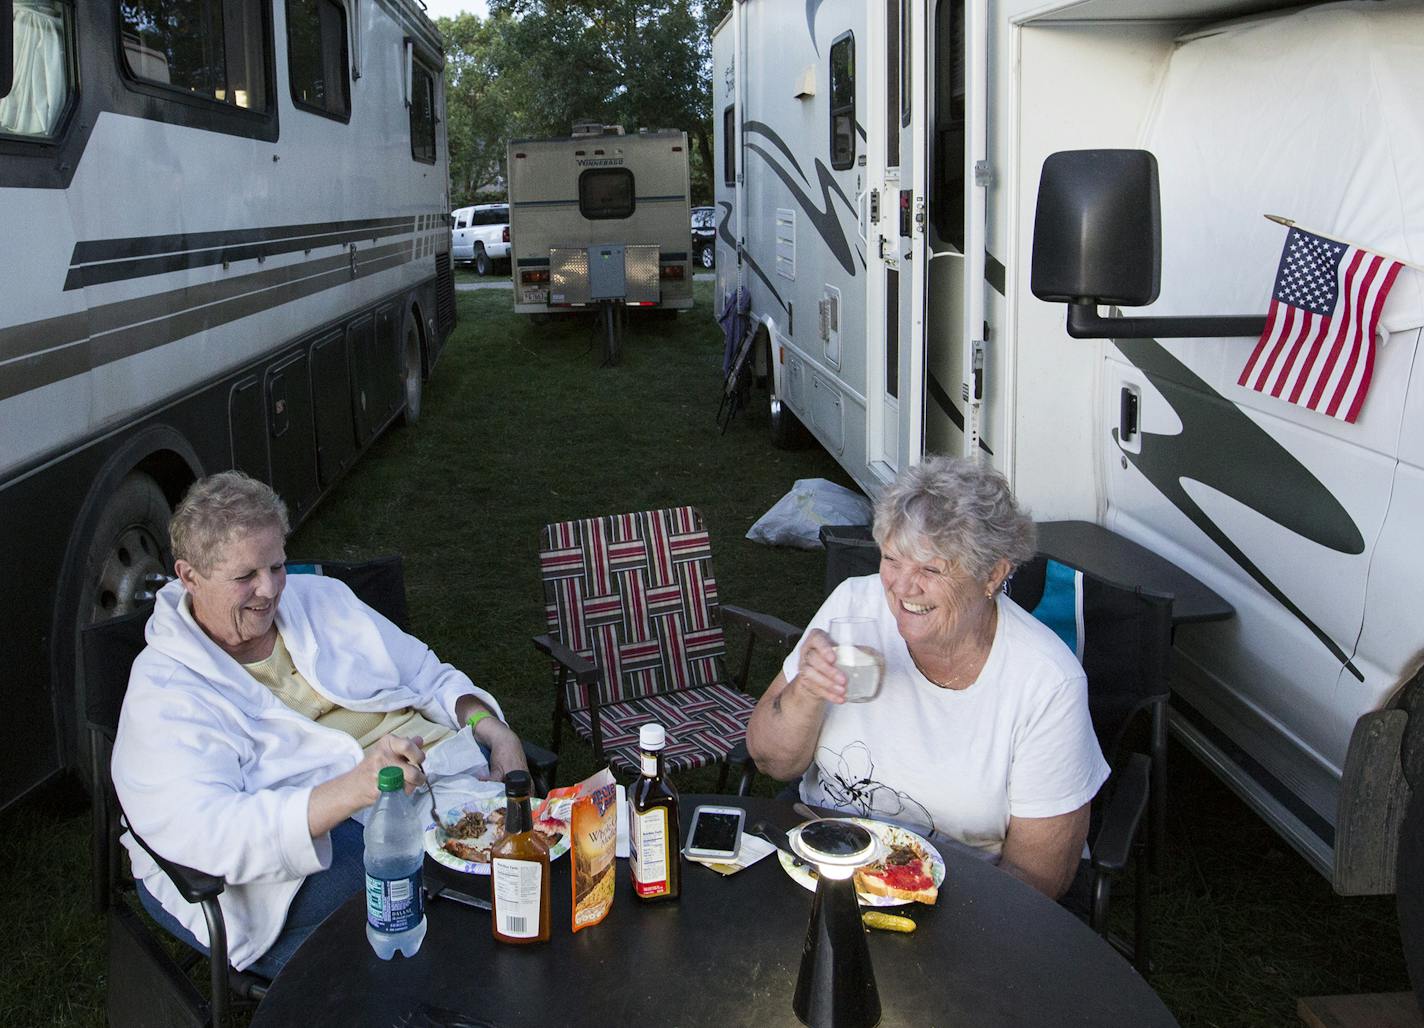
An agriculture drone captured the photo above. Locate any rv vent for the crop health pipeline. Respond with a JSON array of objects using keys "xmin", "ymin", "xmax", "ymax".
[{"xmin": 775, "ymin": 208, "xmax": 796, "ymax": 281}]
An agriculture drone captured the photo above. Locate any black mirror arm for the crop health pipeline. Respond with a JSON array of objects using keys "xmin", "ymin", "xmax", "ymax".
[{"xmin": 1066, "ymin": 302, "xmax": 1267, "ymax": 340}]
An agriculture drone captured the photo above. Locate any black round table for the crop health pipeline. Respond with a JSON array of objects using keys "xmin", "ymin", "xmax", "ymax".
[{"xmin": 252, "ymin": 795, "xmax": 1178, "ymax": 1026}]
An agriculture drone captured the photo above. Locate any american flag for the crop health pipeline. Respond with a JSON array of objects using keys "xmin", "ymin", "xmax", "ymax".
[{"xmin": 1238, "ymin": 227, "xmax": 1403, "ymax": 423}]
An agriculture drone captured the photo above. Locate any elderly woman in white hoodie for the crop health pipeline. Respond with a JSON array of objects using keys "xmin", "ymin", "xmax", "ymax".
[{"xmin": 112, "ymin": 471, "xmax": 528, "ymax": 976}]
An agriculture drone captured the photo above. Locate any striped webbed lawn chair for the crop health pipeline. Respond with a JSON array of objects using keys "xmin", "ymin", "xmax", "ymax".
[{"xmin": 534, "ymin": 506, "xmax": 801, "ymax": 788}]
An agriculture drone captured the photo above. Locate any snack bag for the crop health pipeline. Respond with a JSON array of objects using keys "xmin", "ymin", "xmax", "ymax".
[{"xmin": 570, "ymin": 768, "xmax": 618, "ymax": 932}]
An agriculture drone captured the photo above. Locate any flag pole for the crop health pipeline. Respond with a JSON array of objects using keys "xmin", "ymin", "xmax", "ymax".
[{"xmin": 1264, "ymin": 214, "xmax": 1424, "ymax": 273}]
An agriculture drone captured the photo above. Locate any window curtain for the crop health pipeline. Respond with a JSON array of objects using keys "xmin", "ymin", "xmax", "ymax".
[{"xmin": 0, "ymin": 1, "xmax": 66, "ymax": 137}]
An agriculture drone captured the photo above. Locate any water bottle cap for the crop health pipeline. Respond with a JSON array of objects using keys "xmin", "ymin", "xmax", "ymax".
[
  {"xmin": 503, "ymin": 769, "xmax": 532, "ymax": 797},
  {"xmin": 377, "ymin": 766, "xmax": 405, "ymax": 792},
  {"xmin": 639, "ymin": 723, "xmax": 666, "ymax": 750}
]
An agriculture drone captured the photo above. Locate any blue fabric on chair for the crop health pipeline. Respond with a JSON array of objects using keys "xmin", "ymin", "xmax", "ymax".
[{"xmin": 1031, "ymin": 559, "xmax": 1082, "ymax": 659}]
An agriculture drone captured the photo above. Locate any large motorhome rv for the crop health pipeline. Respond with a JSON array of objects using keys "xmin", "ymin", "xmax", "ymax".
[
  {"xmin": 0, "ymin": 0, "xmax": 455, "ymax": 807},
  {"xmin": 508, "ymin": 124, "xmax": 694, "ymax": 316},
  {"xmin": 715, "ymin": 0, "xmax": 1424, "ymax": 896}
]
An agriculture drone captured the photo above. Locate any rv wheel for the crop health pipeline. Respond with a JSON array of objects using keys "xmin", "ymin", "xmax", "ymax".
[
  {"xmin": 72, "ymin": 472, "xmax": 173, "ymax": 786},
  {"xmin": 399, "ymin": 312, "xmax": 424, "ymax": 425},
  {"xmin": 766, "ymin": 336, "xmax": 810, "ymax": 449},
  {"xmin": 475, "ymin": 246, "xmax": 492, "ymax": 277},
  {"xmin": 699, "ymin": 244, "xmax": 715, "ymax": 270}
]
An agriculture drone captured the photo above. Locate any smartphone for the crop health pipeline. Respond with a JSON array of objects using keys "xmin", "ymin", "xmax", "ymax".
[{"xmin": 684, "ymin": 805, "xmax": 746, "ymax": 861}]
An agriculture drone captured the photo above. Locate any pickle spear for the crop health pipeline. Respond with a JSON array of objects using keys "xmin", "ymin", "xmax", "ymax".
[{"xmin": 861, "ymin": 911, "xmax": 916, "ymax": 933}]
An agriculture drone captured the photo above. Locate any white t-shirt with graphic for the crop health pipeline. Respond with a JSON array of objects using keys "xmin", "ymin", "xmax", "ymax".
[{"xmin": 782, "ymin": 575, "xmax": 1109, "ymax": 862}]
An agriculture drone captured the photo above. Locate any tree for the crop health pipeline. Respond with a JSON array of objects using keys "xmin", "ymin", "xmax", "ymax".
[{"xmin": 440, "ymin": 1, "xmax": 724, "ymax": 204}]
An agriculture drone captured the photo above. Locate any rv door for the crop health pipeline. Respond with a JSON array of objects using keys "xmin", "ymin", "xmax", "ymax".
[{"xmin": 864, "ymin": 0, "xmax": 924, "ymax": 483}]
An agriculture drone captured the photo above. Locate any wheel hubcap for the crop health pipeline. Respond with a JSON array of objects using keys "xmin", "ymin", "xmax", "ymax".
[{"xmin": 92, "ymin": 525, "xmax": 167, "ymax": 620}]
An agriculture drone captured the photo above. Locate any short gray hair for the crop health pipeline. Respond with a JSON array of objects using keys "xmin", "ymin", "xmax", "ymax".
[
  {"xmin": 872, "ymin": 456, "xmax": 1036, "ymax": 581},
  {"xmin": 170, "ymin": 471, "xmax": 289, "ymax": 574}
]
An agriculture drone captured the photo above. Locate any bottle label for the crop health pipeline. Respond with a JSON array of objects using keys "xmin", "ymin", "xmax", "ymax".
[
  {"xmin": 365, "ymin": 870, "xmax": 423, "ymax": 934},
  {"xmin": 641, "ymin": 752, "xmax": 658, "ymax": 777},
  {"xmin": 630, "ymin": 806, "xmax": 670, "ymax": 896},
  {"xmin": 492, "ymin": 857, "xmax": 543, "ymax": 939}
]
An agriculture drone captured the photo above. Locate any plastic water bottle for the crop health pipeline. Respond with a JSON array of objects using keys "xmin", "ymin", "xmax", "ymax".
[{"xmin": 365, "ymin": 766, "xmax": 427, "ymax": 959}]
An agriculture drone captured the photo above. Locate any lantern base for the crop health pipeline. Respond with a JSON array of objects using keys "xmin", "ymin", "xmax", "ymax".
[{"xmin": 793, "ymin": 873, "xmax": 881, "ymax": 1028}]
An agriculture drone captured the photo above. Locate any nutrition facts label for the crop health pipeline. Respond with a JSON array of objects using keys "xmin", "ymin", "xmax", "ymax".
[
  {"xmin": 631, "ymin": 807, "xmax": 669, "ymax": 895},
  {"xmin": 492, "ymin": 858, "xmax": 542, "ymax": 938}
]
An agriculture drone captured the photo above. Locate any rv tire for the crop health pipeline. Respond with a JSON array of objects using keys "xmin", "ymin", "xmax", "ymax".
[
  {"xmin": 72, "ymin": 471, "xmax": 174, "ymax": 786},
  {"xmin": 475, "ymin": 246, "xmax": 491, "ymax": 277},
  {"xmin": 766, "ymin": 335, "xmax": 810, "ymax": 449},
  {"xmin": 399, "ymin": 309, "xmax": 424, "ymax": 425},
  {"xmin": 698, "ymin": 244, "xmax": 715, "ymax": 269}
]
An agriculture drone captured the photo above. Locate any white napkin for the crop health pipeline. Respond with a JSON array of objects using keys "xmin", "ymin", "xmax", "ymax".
[
  {"xmin": 421, "ymin": 727, "xmax": 503, "ymax": 818},
  {"xmin": 615, "ymin": 784, "xmax": 629, "ymax": 858}
]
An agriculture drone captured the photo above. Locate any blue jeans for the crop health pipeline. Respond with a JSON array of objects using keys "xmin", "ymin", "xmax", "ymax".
[{"xmin": 135, "ymin": 817, "xmax": 366, "ymax": 979}]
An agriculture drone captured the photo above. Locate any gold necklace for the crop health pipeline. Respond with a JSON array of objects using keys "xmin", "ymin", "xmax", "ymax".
[
  {"xmin": 909, "ymin": 650, "xmax": 973, "ymax": 689},
  {"xmin": 908, "ymin": 602, "xmax": 997, "ymax": 689}
]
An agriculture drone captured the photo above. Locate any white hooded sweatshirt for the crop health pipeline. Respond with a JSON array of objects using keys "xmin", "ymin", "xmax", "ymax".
[{"xmin": 111, "ymin": 573, "xmax": 503, "ymax": 971}]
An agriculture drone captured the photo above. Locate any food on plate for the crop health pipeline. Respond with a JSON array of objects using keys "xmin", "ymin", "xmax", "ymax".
[
  {"xmin": 445, "ymin": 810, "xmax": 487, "ymax": 839},
  {"xmin": 441, "ymin": 837, "xmax": 492, "ymax": 863},
  {"xmin": 439, "ymin": 808, "xmax": 506, "ymax": 864},
  {"xmin": 534, "ymin": 805, "xmax": 570, "ymax": 849},
  {"xmin": 861, "ymin": 911, "xmax": 917, "ymax": 933},
  {"xmin": 853, "ymin": 839, "xmax": 939, "ymax": 905}
]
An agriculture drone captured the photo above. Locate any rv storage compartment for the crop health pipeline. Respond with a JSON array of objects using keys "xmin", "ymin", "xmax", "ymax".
[
  {"xmin": 550, "ymin": 248, "xmax": 591, "ymax": 306},
  {"xmin": 589, "ymin": 245, "xmax": 627, "ymax": 300},
  {"xmin": 625, "ymin": 245, "xmax": 660, "ymax": 305}
]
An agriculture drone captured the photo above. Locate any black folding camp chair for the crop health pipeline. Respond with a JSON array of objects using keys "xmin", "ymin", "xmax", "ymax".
[{"xmin": 89, "ymin": 555, "xmax": 557, "ymax": 1026}]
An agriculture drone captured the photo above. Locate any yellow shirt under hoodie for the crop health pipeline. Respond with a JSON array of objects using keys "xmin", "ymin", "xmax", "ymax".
[{"xmin": 243, "ymin": 632, "xmax": 452, "ymax": 752}]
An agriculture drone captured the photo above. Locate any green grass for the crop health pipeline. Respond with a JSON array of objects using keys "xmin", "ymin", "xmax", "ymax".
[{"xmin": 0, "ymin": 283, "xmax": 1410, "ymax": 1025}]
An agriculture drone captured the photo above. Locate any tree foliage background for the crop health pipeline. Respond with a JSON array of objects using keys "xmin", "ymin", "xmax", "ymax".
[{"xmin": 438, "ymin": 1, "xmax": 733, "ymax": 205}]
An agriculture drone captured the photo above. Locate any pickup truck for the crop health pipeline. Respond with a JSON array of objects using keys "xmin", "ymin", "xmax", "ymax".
[{"xmin": 451, "ymin": 203, "xmax": 511, "ymax": 275}]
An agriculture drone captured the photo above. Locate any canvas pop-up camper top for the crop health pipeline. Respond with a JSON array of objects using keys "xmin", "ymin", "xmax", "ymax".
[
  {"xmin": 508, "ymin": 124, "xmax": 694, "ymax": 316},
  {"xmin": 0, "ymin": 0, "xmax": 454, "ymax": 807},
  {"xmin": 715, "ymin": 0, "xmax": 1424, "ymax": 897}
]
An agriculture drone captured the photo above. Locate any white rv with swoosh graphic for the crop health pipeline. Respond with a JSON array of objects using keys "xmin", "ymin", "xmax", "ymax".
[
  {"xmin": 716, "ymin": 0, "xmax": 1424, "ymax": 897},
  {"xmin": 0, "ymin": 0, "xmax": 454, "ymax": 805}
]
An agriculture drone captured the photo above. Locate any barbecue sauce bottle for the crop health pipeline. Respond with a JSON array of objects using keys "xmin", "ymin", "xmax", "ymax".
[
  {"xmin": 629, "ymin": 723, "xmax": 681, "ymax": 901},
  {"xmin": 490, "ymin": 770, "xmax": 551, "ymax": 944}
]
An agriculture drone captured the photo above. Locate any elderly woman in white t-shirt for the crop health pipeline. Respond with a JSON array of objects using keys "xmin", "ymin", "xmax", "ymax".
[{"xmin": 747, "ymin": 456, "xmax": 1108, "ymax": 899}]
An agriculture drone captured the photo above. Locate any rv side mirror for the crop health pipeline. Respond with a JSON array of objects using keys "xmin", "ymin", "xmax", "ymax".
[
  {"xmin": 1, "ymin": 0, "xmax": 13, "ymax": 101},
  {"xmin": 1031, "ymin": 148, "xmax": 1266, "ymax": 340},
  {"xmin": 1031, "ymin": 149, "xmax": 1161, "ymax": 307}
]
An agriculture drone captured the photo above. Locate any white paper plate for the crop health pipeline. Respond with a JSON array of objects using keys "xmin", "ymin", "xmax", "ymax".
[
  {"xmin": 775, "ymin": 818, "xmax": 945, "ymax": 907},
  {"xmin": 423, "ymin": 793, "xmax": 572, "ymax": 875}
]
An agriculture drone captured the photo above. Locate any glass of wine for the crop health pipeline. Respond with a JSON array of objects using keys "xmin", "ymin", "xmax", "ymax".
[{"xmin": 830, "ymin": 617, "xmax": 883, "ymax": 703}]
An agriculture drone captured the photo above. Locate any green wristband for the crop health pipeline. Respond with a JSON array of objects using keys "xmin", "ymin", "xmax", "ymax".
[{"xmin": 466, "ymin": 709, "xmax": 495, "ymax": 733}]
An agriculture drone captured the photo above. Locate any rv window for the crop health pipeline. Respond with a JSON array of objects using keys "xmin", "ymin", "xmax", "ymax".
[
  {"xmin": 579, "ymin": 168, "xmax": 635, "ymax": 220},
  {"xmin": 722, "ymin": 104, "xmax": 735, "ymax": 186},
  {"xmin": 931, "ymin": 0, "xmax": 965, "ymax": 252},
  {"xmin": 409, "ymin": 58, "xmax": 436, "ymax": 163},
  {"xmin": 885, "ymin": 0, "xmax": 898, "ymax": 168},
  {"xmin": 287, "ymin": 0, "xmax": 350, "ymax": 121},
  {"xmin": 119, "ymin": 0, "xmax": 269, "ymax": 113},
  {"xmin": 829, "ymin": 33, "xmax": 854, "ymax": 170},
  {"xmin": 0, "ymin": 0, "xmax": 74, "ymax": 139}
]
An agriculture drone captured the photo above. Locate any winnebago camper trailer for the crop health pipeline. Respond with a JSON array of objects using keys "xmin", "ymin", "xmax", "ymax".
[
  {"xmin": 508, "ymin": 124, "xmax": 694, "ymax": 315},
  {"xmin": 715, "ymin": 0, "xmax": 1424, "ymax": 896},
  {"xmin": 0, "ymin": 0, "xmax": 455, "ymax": 807}
]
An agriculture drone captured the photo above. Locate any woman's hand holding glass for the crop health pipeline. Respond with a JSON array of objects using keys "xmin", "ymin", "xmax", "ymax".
[{"xmin": 791, "ymin": 629, "xmax": 851, "ymax": 704}]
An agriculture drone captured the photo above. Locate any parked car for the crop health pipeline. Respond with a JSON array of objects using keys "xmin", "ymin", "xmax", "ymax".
[
  {"xmin": 451, "ymin": 203, "xmax": 511, "ymax": 275},
  {"xmin": 691, "ymin": 205, "xmax": 716, "ymax": 269}
]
